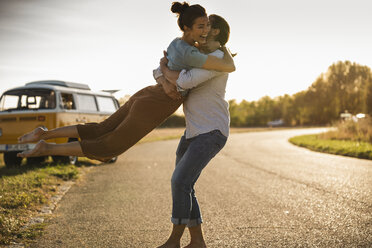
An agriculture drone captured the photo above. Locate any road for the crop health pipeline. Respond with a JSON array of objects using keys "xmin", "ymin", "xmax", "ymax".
[{"xmin": 32, "ymin": 128, "xmax": 372, "ymax": 247}]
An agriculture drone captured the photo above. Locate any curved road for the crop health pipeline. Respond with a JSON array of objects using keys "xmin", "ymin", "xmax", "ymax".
[{"xmin": 33, "ymin": 128, "xmax": 372, "ymax": 247}]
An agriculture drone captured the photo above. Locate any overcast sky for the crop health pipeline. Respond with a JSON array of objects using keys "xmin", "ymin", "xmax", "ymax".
[{"xmin": 0, "ymin": 0, "xmax": 371, "ymax": 101}]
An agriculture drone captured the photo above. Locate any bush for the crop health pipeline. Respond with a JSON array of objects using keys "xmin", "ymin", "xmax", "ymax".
[
  {"xmin": 159, "ymin": 114, "xmax": 185, "ymax": 127},
  {"xmin": 320, "ymin": 116, "xmax": 372, "ymax": 143}
]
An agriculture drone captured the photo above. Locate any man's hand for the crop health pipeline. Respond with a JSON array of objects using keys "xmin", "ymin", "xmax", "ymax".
[{"xmin": 156, "ymin": 76, "xmax": 182, "ymax": 100}]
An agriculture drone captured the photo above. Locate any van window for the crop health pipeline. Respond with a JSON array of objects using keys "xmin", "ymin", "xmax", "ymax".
[
  {"xmin": 0, "ymin": 89, "xmax": 56, "ymax": 111},
  {"xmin": 61, "ymin": 93, "xmax": 76, "ymax": 110},
  {"xmin": 96, "ymin": 96, "xmax": 116, "ymax": 112},
  {"xmin": 76, "ymin": 94, "xmax": 97, "ymax": 111}
]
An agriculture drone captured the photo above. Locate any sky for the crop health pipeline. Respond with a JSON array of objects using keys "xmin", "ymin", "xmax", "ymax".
[{"xmin": 0, "ymin": 0, "xmax": 371, "ymax": 102}]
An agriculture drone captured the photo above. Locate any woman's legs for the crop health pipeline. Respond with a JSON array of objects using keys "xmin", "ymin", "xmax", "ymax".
[
  {"xmin": 17, "ymin": 85, "xmax": 183, "ymax": 160},
  {"xmin": 78, "ymin": 85, "xmax": 183, "ymax": 160}
]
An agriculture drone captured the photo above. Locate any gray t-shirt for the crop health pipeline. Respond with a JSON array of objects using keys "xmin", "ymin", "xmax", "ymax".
[{"xmin": 177, "ymin": 49, "xmax": 230, "ymax": 139}]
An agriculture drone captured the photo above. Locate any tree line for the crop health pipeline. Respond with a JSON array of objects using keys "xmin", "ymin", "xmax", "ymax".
[{"xmin": 229, "ymin": 61, "xmax": 372, "ymax": 127}]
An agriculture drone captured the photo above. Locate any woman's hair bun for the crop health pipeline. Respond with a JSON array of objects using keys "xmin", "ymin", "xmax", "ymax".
[{"xmin": 171, "ymin": 2, "xmax": 190, "ymax": 14}]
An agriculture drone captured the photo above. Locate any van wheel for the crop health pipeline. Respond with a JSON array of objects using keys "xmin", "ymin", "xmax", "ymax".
[
  {"xmin": 27, "ymin": 156, "xmax": 46, "ymax": 165},
  {"xmin": 107, "ymin": 156, "xmax": 118, "ymax": 163},
  {"xmin": 52, "ymin": 155, "xmax": 78, "ymax": 165},
  {"xmin": 4, "ymin": 152, "xmax": 23, "ymax": 168},
  {"xmin": 51, "ymin": 138, "xmax": 78, "ymax": 165}
]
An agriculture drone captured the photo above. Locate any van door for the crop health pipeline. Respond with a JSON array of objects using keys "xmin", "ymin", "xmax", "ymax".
[{"xmin": 56, "ymin": 92, "xmax": 80, "ymax": 127}]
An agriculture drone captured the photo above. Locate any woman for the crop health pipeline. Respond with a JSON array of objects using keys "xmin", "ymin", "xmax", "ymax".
[{"xmin": 17, "ymin": 2, "xmax": 234, "ymax": 162}]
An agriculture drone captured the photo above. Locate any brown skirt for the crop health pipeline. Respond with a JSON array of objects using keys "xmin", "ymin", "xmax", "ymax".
[{"xmin": 77, "ymin": 84, "xmax": 183, "ymax": 161}]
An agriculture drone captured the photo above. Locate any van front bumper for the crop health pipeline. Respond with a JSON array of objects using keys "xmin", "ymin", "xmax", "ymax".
[{"xmin": 0, "ymin": 144, "xmax": 36, "ymax": 152}]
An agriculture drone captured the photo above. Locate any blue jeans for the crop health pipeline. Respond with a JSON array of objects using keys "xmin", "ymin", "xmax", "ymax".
[{"xmin": 171, "ymin": 130, "xmax": 227, "ymax": 227}]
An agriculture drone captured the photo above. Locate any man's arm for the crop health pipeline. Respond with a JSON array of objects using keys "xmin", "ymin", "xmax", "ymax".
[
  {"xmin": 155, "ymin": 75, "xmax": 182, "ymax": 100},
  {"xmin": 160, "ymin": 51, "xmax": 224, "ymax": 90},
  {"xmin": 176, "ymin": 68, "xmax": 223, "ymax": 90}
]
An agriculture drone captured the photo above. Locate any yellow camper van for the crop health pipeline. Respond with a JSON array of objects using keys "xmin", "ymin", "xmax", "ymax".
[{"xmin": 0, "ymin": 80, "xmax": 120, "ymax": 167}]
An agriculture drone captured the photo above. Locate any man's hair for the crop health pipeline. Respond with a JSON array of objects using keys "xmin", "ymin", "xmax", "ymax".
[{"xmin": 209, "ymin": 14, "xmax": 230, "ymax": 46}]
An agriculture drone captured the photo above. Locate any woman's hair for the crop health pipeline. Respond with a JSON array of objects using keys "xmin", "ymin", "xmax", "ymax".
[
  {"xmin": 209, "ymin": 14, "xmax": 230, "ymax": 46},
  {"xmin": 171, "ymin": 2, "xmax": 207, "ymax": 31}
]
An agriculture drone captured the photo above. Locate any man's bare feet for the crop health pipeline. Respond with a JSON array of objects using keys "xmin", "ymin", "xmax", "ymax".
[
  {"xmin": 17, "ymin": 140, "xmax": 49, "ymax": 158},
  {"xmin": 156, "ymin": 241, "xmax": 180, "ymax": 248},
  {"xmin": 18, "ymin": 127, "xmax": 47, "ymax": 144},
  {"xmin": 183, "ymin": 242, "xmax": 207, "ymax": 248}
]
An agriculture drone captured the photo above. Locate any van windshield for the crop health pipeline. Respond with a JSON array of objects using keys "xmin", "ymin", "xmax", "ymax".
[{"xmin": 0, "ymin": 89, "xmax": 56, "ymax": 111}]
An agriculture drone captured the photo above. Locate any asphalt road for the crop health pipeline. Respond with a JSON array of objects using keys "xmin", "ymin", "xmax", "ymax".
[{"xmin": 31, "ymin": 128, "xmax": 372, "ymax": 248}]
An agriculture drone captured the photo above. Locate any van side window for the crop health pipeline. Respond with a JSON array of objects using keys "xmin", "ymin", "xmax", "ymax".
[
  {"xmin": 76, "ymin": 94, "xmax": 97, "ymax": 111},
  {"xmin": 96, "ymin": 96, "xmax": 117, "ymax": 112},
  {"xmin": 61, "ymin": 93, "xmax": 76, "ymax": 110}
]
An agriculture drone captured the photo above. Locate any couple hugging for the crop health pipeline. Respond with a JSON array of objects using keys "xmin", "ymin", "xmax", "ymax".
[{"xmin": 18, "ymin": 2, "xmax": 235, "ymax": 247}]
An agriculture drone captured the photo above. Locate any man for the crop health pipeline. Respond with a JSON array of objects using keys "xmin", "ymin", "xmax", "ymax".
[{"xmin": 156, "ymin": 14, "xmax": 233, "ymax": 248}]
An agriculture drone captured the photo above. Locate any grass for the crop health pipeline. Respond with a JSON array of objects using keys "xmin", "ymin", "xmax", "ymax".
[
  {"xmin": 289, "ymin": 117, "xmax": 372, "ymax": 160},
  {"xmin": 289, "ymin": 134, "xmax": 372, "ymax": 160},
  {"xmin": 0, "ymin": 160, "xmax": 80, "ymax": 245}
]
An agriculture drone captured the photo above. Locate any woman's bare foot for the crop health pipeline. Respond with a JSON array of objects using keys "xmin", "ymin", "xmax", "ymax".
[
  {"xmin": 17, "ymin": 140, "xmax": 49, "ymax": 158},
  {"xmin": 18, "ymin": 127, "xmax": 47, "ymax": 144}
]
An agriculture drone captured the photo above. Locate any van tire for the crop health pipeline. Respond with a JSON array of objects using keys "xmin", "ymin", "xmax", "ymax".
[
  {"xmin": 4, "ymin": 152, "xmax": 23, "ymax": 167},
  {"xmin": 27, "ymin": 156, "xmax": 46, "ymax": 165},
  {"xmin": 52, "ymin": 155, "xmax": 78, "ymax": 165},
  {"xmin": 52, "ymin": 138, "xmax": 78, "ymax": 165},
  {"xmin": 107, "ymin": 157, "xmax": 118, "ymax": 163}
]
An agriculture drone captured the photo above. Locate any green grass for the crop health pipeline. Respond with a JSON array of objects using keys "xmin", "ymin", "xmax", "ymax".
[
  {"xmin": 0, "ymin": 161, "xmax": 79, "ymax": 245},
  {"xmin": 289, "ymin": 134, "xmax": 372, "ymax": 160}
]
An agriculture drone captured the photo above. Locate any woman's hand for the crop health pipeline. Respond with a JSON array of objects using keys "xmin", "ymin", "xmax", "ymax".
[
  {"xmin": 202, "ymin": 46, "xmax": 236, "ymax": 73},
  {"xmin": 221, "ymin": 45, "xmax": 237, "ymax": 57},
  {"xmin": 160, "ymin": 51, "xmax": 169, "ymax": 67},
  {"xmin": 160, "ymin": 51, "xmax": 181, "ymax": 85},
  {"xmin": 156, "ymin": 76, "xmax": 182, "ymax": 100}
]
